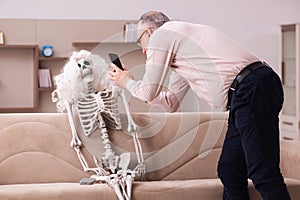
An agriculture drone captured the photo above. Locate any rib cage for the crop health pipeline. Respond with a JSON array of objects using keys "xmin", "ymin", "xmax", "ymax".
[
  {"xmin": 77, "ymin": 94, "xmax": 100, "ymax": 136},
  {"xmin": 76, "ymin": 89, "xmax": 122, "ymax": 137}
]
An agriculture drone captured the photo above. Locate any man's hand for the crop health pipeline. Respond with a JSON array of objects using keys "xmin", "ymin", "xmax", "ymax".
[{"xmin": 109, "ymin": 64, "xmax": 133, "ymax": 88}]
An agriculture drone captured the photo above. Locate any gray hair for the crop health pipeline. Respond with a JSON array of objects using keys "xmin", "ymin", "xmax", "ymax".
[{"xmin": 138, "ymin": 11, "xmax": 170, "ymax": 28}]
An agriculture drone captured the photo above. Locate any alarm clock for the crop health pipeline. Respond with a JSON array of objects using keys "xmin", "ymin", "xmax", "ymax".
[{"xmin": 41, "ymin": 45, "xmax": 54, "ymax": 57}]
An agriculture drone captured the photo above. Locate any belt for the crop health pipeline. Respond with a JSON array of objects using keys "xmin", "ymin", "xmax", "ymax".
[{"xmin": 226, "ymin": 61, "xmax": 269, "ymax": 110}]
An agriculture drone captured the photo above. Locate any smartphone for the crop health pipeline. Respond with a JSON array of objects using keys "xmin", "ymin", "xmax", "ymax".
[
  {"xmin": 79, "ymin": 177, "xmax": 96, "ymax": 185},
  {"xmin": 108, "ymin": 53, "xmax": 124, "ymax": 71}
]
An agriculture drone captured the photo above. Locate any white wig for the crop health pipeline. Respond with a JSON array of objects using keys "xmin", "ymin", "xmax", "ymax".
[{"xmin": 52, "ymin": 50, "xmax": 111, "ymax": 112}]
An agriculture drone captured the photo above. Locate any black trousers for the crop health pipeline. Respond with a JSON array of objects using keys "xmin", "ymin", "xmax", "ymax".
[{"xmin": 217, "ymin": 66, "xmax": 291, "ymax": 200}]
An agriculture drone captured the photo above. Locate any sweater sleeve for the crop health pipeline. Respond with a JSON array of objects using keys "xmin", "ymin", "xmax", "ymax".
[
  {"xmin": 125, "ymin": 28, "xmax": 189, "ymax": 112},
  {"xmin": 147, "ymin": 71, "xmax": 190, "ymax": 112}
]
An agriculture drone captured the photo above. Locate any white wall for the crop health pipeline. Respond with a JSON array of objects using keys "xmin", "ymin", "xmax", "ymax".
[{"xmin": 1, "ymin": 0, "xmax": 300, "ymax": 71}]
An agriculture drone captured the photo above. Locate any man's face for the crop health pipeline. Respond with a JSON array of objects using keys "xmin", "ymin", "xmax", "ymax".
[{"xmin": 137, "ymin": 22, "xmax": 150, "ymax": 54}]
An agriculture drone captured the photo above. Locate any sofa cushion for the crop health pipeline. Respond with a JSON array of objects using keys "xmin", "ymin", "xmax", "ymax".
[
  {"xmin": 0, "ymin": 182, "xmax": 116, "ymax": 200},
  {"xmin": 0, "ymin": 178, "xmax": 299, "ymax": 200},
  {"xmin": 133, "ymin": 178, "xmax": 300, "ymax": 200}
]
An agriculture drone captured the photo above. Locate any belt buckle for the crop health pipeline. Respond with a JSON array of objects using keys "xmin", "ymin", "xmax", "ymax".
[
  {"xmin": 229, "ymin": 87, "xmax": 236, "ymax": 91},
  {"xmin": 230, "ymin": 79, "xmax": 238, "ymax": 91}
]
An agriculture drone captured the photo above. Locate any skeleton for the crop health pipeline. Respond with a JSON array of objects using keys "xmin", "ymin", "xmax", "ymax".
[{"xmin": 52, "ymin": 50, "xmax": 145, "ymax": 200}]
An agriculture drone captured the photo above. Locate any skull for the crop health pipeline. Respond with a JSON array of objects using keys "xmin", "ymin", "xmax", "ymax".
[{"xmin": 77, "ymin": 58, "xmax": 93, "ymax": 79}]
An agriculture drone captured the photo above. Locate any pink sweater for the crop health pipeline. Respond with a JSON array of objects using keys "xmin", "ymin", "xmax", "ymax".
[{"xmin": 126, "ymin": 21, "xmax": 259, "ymax": 112}]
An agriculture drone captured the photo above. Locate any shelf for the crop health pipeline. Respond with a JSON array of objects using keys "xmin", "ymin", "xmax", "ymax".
[
  {"xmin": 283, "ymin": 85, "xmax": 296, "ymax": 88},
  {"xmin": 72, "ymin": 42, "xmax": 100, "ymax": 46},
  {"xmin": 38, "ymin": 87, "xmax": 54, "ymax": 92},
  {"xmin": 72, "ymin": 41, "xmax": 142, "ymax": 55},
  {"xmin": 280, "ymin": 23, "xmax": 300, "ymax": 140},
  {"xmin": 282, "ymin": 24, "xmax": 296, "ymax": 32},
  {"xmin": 0, "ymin": 44, "xmax": 38, "ymax": 49},
  {"xmin": 39, "ymin": 56, "xmax": 68, "ymax": 61},
  {"xmin": 283, "ymin": 57, "xmax": 296, "ymax": 60},
  {"xmin": 72, "ymin": 41, "xmax": 137, "ymax": 47},
  {"xmin": 0, "ymin": 44, "xmax": 39, "ymax": 112},
  {"xmin": 72, "ymin": 41, "xmax": 140, "ymax": 52}
]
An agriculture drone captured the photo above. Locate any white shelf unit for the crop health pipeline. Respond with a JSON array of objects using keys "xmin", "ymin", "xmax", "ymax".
[{"xmin": 279, "ymin": 23, "xmax": 300, "ymax": 140}]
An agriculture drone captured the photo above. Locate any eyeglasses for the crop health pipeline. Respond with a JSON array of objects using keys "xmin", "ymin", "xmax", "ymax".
[
  {"xmin": 136, "ymin": 27, "xmax": 155, "ymax": 47},
  {"xmin": 137, "ymin": 30, "xmax": 147, "ymax": 47}
]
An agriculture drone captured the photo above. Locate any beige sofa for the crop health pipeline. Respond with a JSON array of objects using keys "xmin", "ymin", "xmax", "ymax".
[{"xmin": 0, "ymin": 112, "xmax": 299, "ymax": 200}]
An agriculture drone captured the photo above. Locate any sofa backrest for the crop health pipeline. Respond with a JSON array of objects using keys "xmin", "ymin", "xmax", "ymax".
[
  {"xmin": 0, "ymin": 113, "xmax": 90, "ymax": 185},
  {"xmin": 0, "ymin": 112, "xmax": 228, "ymax": 184}
]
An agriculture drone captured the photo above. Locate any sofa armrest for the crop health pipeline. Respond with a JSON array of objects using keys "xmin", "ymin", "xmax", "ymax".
[{"xmin": 280, "ymin": 140, "xmax": 300, "ymax": 180}]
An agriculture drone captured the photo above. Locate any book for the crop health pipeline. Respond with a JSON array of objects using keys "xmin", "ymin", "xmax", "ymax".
[
  {"xmin": 38, "ymin": 69, "xmax": 52, "ymax": 88},
  {"xmin": 123, "ymin": 23, "xmax": 138, "ymax": 43},
  {"xmin": 0, "ymin": 31, "xmax": 4, "ymax": 45}
]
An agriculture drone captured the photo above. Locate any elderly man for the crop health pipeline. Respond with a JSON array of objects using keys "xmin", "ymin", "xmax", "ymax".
[{"xmin": 110, "ymin": 11, "xmax": 290, "ymax": 200}]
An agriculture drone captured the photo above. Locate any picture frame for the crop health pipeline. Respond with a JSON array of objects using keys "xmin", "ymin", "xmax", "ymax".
[{"xmin": 0, "ymin": 31, "xmax": 4, "ymax": 45}]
